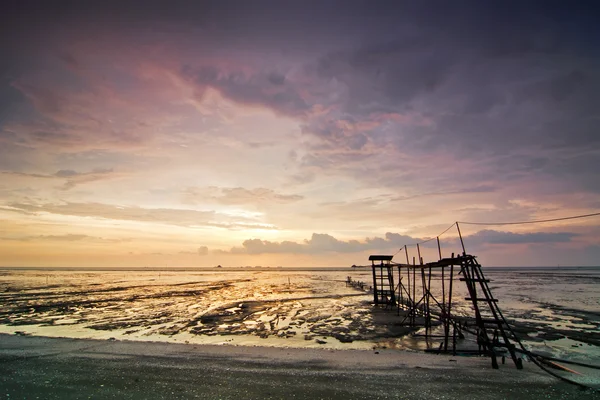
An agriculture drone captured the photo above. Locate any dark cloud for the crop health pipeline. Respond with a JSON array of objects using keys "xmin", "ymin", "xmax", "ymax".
[
  {"xmin": 303, "ymin": 33, "xmax": 600, "ymax": 152},
  {"xmin": 222, "ymin": 227, "xmax": 581, "ymax": 255},
  {"xmin": 225, "ymin": 232, "xmax": 420, "ymax": 255},
  {"xmin": 4, "ymin": 1, "xmax": 599, "ymax": 162},
  {"xmin": 2, "ymin": 168, "xmax": 118, "ymax": 190},
  {"xmin": 246, "ymin": 141, "xmax": 278, "ymax": 149},
  {"xmin": 1, "ymin": 171, "xmax": 48, "ymax": 179},
  {"xmin": 262, "ymin": 5, "xmax": 600, "ymax": 200},
  {"xmin": 11, "ymin": 81, "xmax": 66, "ymax": 116},
  {"xmin": 57, "ymin": 168, "xmax": 116, "ymax": 190},
  {"xmin": 54, "ymin": 169, "xmax": 79, "ymax": 177},
  {"xmin": 463, "ymin": 229, "xmax": 578, "ymax": 247},
  {"xmin": 517, "ymin": 70, "xmax": 588, "ymax": 104},
  {"xmin": 180, "ymin": 65, "xmax": 310, "ymax": 118},
  {"xmin": 315, "ymin": 41, "xmax": 454, "ymax": 113},
  {"xmin": 267, "ymin": 72, "xmax": 286, "ymax": 86}
]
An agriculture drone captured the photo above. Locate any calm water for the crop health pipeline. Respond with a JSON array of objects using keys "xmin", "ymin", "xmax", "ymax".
[{"xmin": 0, "ymin": 266, "xmax": 598, "ymax": 364}]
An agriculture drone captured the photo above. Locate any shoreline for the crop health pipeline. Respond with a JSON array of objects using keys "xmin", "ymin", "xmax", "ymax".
[
  {"xmin": 2, "ymin": 267, "xmax": 599, "ymax": 364},
  {"xmin": 1, "ymin": 333, "xmax": 598, "ymax": 399}
]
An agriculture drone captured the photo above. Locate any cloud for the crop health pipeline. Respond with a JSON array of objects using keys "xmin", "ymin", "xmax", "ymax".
[
  {"xmin": 277, "ymin": 12, "xmax": 600, "ymax": 202},
  {"xmin": 1, "ymin": 1, "xmax": 599, "ymax": 268},
  {"xmin": 57, "ymin": 168, "xmax": 117, "ymax": 190},
  {"xmin": 4, "ymin": 51, "xmax": 198, "ymax": 153},
  {"xmin": 5, "ymin": 3, "xmax": 597, "ymax": 196},
  {"xmin": 221, "ymin": 228, "xmax": 581, "ymax": 256},
  {"xmin": 314, "ymin": 41, "xmax": 453, "ymax": 113},
  {"xmin": 463, "ymin": 229, "xmax": 579, "ymax": 246},
  {"xmin": 180, "ymin": 65, "xmax": 310, "ymax": 118},
  {"xmin": 286, "ymin": 171, "xmax": 316, "ymax": 185},
  {"xmin": 3, "ymin": 201, "xmax": 276, "ymax": 230},
  {"xmin": 197, "ymin": 246, "xmax": 209, "ymax": 255},
  {"xmin": 223, "ymin": 232, "xmax": 419, "ymax": 255},
  {"xmin": 178, "ymin": 246, "xmax": 209, "ymax": 256},
  {"xmin": 247, "ymin": 141, "xmax": 278, "ymax": 149},
  {"xmin": 183, "ymin": 186, "xmax": 303, "ymax": 206},
  {"xmin": 2, "ymin": 168, "xmax": 120, "ymax": 190},
  {"xmin": 390, "ymin": 186, "xmax": 496, "ymax": 202},
  {"xmin": 1, "ymin": 233, "xmax": 130, "ymax": 243}
]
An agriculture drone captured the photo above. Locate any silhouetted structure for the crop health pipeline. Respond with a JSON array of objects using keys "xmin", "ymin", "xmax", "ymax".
[
  {"xmin": 369, "ymin": 255, "xmax": 395, "ymax": 306},
  {"xmin": 362, "ymin": 251, "xmax": 522, "ymax": 370}
]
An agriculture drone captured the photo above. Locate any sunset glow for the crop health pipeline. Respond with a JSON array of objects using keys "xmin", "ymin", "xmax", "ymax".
[{"xmin": 1, "ymin": 1, "xmax": 599, "ymax": 267}]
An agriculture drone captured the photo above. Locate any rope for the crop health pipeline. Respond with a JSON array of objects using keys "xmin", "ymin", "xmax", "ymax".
[
  {"xmin": 391, "ymin": 212, "xmax": 600, "ymax": 257},
  {"xmin": 392, "ymin": 222, "xmax": 457, "ymax": 256},
  {"xmin": 438, "ymin": 222, "xmax": 458, "ymax": 237},
  {"xmin": 515, "ymin": 349, "xmax": 600, "ymax": 370},
  {"xmin": 473, "ymin": 262, "xmax": 598, "ymax": 391},
  {"xmin": 457, "ymin": 212, "xmax": 600, "ymax": 226},
  {"xmin": 520, "ymin": 345, "xmax": 597, "ymax": 390}
]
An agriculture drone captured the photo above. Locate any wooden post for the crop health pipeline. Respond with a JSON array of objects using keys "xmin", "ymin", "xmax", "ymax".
[
  {"xmin": 371, "ymin": 260, "xmax": 378, "ymax": 304},
  {"xmin": 427, "ymin": 264, "xmax": 432, "ymax": 336},
  {"xmin": 397, "ymin": 265, "xmax": 402, "ymax": 315},
  {"xmin": 420, "ymin": 265, "xmax": 428, "ymax": 335},
  {"xmin": 438, "ymin": 237, "xmax": 445, "ymax": 312},
  {"xmin": 380, "ymin": 261, "xmax": 384, "ymax": 305},
  {"xmin": 445, "ymin": 262, "xmax": 454, "ymax": 353},
  {"xmin": 411, "ymin": 256, "xmax": 417, "ymax": 325},
  {"xmin": 456, "ymin": 222, "xmax": 466, "ymax": 255},
  {"xmin": 405, "ymin": 246, "xmax": 411, "ymax": 317}
]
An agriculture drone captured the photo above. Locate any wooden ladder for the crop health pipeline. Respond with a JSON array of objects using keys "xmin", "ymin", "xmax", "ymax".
[
  {"xmin": 372, "ymin": 262, "xmax": 396, "ymax": 307},
  {"xmin": 460, "ymin": 255, "xmax": 523, "ymax": 369}
]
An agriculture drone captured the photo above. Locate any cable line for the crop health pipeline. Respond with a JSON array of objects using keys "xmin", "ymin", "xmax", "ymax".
[
  {"xmin": 392, "ymin": 222, "xmax": 457, "ymax": 256},
  {"xmin": 390, "ymin": 211, "xmax": 600, "ymax": 261},
  {"xmin": 437, "ymin": 222, "xmax": 458, "ymax": 237},
  {"xmin": 457, "ymin": 212, "xmax": 600, "ymax": 226}
]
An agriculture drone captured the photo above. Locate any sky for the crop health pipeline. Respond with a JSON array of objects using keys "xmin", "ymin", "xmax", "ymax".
[{"xmin": 1, "ymin": 1, "xmax": 599, "ymax": 268}]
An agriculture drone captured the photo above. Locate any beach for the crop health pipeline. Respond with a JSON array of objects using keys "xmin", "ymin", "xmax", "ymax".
[
  {"xmin": 1, "ymin": 267, "xmax": 599, "ymax": 398},
  {"xmin": 1, "ymin": 267, "xmax": 598, "ymax": 358},
  {"xmin": 1, "ymin": 334, "xmax": 598, "ymax": 399}
]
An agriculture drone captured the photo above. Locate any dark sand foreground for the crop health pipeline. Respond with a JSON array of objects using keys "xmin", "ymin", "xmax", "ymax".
[{"xmin": 0, "ymin": 334, "xmax": 597, "ymax": 399}]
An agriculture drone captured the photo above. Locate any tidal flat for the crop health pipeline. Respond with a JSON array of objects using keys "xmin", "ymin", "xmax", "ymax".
[{"xmin": 0, "ymin": 267, "xmax": 598, "ymax": 362}]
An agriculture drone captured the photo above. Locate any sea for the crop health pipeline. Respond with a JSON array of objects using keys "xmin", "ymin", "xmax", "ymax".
[{"xmin": 1, "ymin": 265, "xmax": 598, "ymax": 367}]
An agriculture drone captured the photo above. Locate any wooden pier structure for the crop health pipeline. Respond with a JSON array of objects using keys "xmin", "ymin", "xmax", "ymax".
[{"xmin": 367, "ymin": 249, "xmax": 523, "ymax": 369}]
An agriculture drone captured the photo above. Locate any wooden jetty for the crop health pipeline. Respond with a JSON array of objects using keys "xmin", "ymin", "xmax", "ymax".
[{"xmin": 366, "ymin": 250, "xmax": 523, "ymax": 370}]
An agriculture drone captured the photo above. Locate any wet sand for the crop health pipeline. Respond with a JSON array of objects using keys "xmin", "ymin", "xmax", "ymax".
[
  {"xmin": 0, "ymin": 270, "xmax": 425, "ymax": 350},
  {"xmin": 1, "ymin": 334, "xmax": 598, "ymax": 399},
  {"xmin": 2, "ymin": 268, "xmax": 599, "ymax": 360}
]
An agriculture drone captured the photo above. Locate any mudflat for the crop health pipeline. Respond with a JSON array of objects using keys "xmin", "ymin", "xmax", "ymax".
[{"xmin": 1, "ymin": 334, "xmax": 597, "ymax": 399}]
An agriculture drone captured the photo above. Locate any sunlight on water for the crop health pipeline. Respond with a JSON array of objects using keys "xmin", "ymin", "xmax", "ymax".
[{"xmin": 0, "ymin": 266, "xmax": 598, "ymax": 363}]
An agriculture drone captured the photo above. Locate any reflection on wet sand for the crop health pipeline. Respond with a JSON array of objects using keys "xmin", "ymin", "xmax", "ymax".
[
  {"xmin": 1, "ymin": 268, "xmax": 599, "ymax": 361},
  {"xmin": 0, "ymin": 270, "xmax": 418, "ymax": 349}
]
